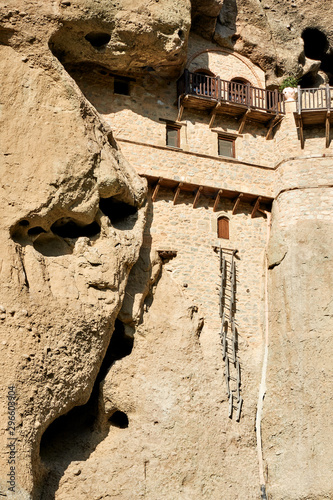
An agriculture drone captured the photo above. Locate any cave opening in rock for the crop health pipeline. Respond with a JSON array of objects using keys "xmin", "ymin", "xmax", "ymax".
[
  {"xmin": 109, "ymin": 411, "xmax": 129, "ymax": 429},
  {"xmin": 302, "ymin": 28, "xmax": 329, "ymax": 61},
  {"xmin": 85, "ymin": 32, "xmax": 111, "ymax": 48},
  {"xmin": 27, "ymin": 226, "xmax": 46, "ymax": 236},
  {"xmin": 99, "ymin": 197, "xmax": 138, "ymax": 230},
  {"xmin": 51, "ymin": 218, "xmax": 100, "ymax": 238}
]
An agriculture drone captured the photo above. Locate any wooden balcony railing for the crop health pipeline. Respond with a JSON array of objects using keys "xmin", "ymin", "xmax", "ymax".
[
  {"xmin": 177, "ymin": 70, "xmax": 285, "ymax": 115},
  {"xmin": 295, "ymin": 84, "xmax": 333, "ymax": 149},
  {"xmin": 297, "ymin": 84, "xmax": 333, "ymax": 112}
]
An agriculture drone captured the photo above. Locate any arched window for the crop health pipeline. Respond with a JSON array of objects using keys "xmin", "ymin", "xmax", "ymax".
[{"xmin": 217, "ymin": 216, "xmax": 229, "ymax": 239}]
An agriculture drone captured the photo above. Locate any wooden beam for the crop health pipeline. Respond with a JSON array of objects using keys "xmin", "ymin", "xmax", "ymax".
[
  {"xmin": 173, "ymin": 182, "xmax": 183, "ymax": 205},
  {"xmin": 213, "ymin": 189, "xmax": 223, "ymax": 212},
  {"xmin": 177, "ymin": 103, "xmax": 184, "ymax": 122},
  {"xmin": 152, "ymin": 178, "xmax": 163, "ymax": 202},
  {"xmin": 209, "ymin": 103, "xmax": 221, "ymax": 129},
  {"xmin": 232, "ymin": 193, "xmax": 243, "ymax": 215},
  {"xmin": 251, "ymin": 196, "xmax": 262, "ymax": 218},
  {"xmin": 326, "ymin": 111, "xmax": 330, "ymax": 148},
  {"xmin": 238, "ymin": 109, "xmax": 250, "ymax": 134},
  {"xmin": 193, "ymin": 186, "xmax": 203, "ymax": 208},
  {"xmin": 299, "ymin": 116, "xmax": 304, "ymax": 149},
  {"xmin": 266, "ymin": 115, "xmax": 278, "ymax": 140}
]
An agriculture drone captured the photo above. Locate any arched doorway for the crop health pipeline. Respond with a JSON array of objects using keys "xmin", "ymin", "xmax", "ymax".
[
  {"xmin": 229, "ymin": 77, "xmax": 251, "ymax": 104},
  {"xmin": 192, "ymin": 69, "xmax": 217, "ymax": 97}
]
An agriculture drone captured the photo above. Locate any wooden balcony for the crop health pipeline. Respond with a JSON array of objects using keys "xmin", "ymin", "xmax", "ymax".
[
  {"xmin": 294, "ymin": 85, "xmax": 333, "ymax": 148},
  {"xmin": 176, "ymin": 70, "xmax": 285, "ymax": 136}
]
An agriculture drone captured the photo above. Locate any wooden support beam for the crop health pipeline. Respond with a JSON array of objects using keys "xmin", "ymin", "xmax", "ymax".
[
  {"xmin": 238, "ymin": 109, "xmax": 250, "ymax": 134},
  {"xmin": 177, "ymin": 103, "xmax": 184, "ymax": 122},
  {"xmin": 209, "ymin": 103, "xmax": 221, "ymax": 128},
  {"xmin": 299, "ymin": 115, "xmax": 304, "ymax": 149},
  {"xmin": 213, "ymin": 189, "xmax": 223, "ymax": 212},
  {"xmin": 173, "ymin": 182, "xmax": 183, "ymax": 205},
  {"xmin": 232, "ymin": 193, "xmax": 243, "ymax": 215},
  {"xmin": 151, "ymin": 178, "xmax": 162, "ymax": 202},
  {"xmin": 266, "ymin": 115, "xmax": 278, "ymax": 140},
  {"xmin": 193, "ymin": 186, "xmax": 203, "ymax": 208},
  {"xmin": 251, "ymin": 196, "xmax": 262, "ymax": 218},
  {"xmin": 326, "ymin": 111, "xmax": 330, "ymax": 148}
]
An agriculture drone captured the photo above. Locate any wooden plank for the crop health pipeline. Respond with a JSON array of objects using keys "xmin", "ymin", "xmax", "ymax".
[
  {"xmin": 193, "ymin": 186, "xmax": 203, "ymax": 208},
  {"xmin": 151, "ymin": 178, "xmax": 162, "ymax": 202},
  {"xmin": 213, "ymin": 189, "xmax": 223, "ymax": 212},
  {"xmin": 173, "ymin": 182, "xmax": 183, "ymax": 205},
  {"xmin": 251, "ymin": 196, "xmax": 262, "ymax": 218},
  {"xmin": 232, "ymin": 193, "xmax": 243, "ymax": 215},
  {"xmin": 238, "ymin": 109, "xmax": 250, "ymax": 134}
]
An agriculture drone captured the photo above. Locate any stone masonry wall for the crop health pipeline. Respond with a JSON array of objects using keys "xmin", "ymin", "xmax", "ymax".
[{"xmin": 144, "ymin": 187, "xmax": 268, "ymax": 338}]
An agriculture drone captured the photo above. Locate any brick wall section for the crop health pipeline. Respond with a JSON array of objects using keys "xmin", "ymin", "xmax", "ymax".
[
  {"xmin": 118, "ymin": 140, "xmax": 275, "ymax": 197},
  {"xmin": 187, "ymin": 34, "xmax": 266, "ymax": 88}
]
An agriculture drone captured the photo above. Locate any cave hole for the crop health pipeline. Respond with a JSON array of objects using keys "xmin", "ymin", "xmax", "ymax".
[
  {"xmin": 114, "ymin": 78, "xmax": 130, "ymax": 96},
  {"xmin": 109, "ymin": 411, "xmax": 129, "ymax": 429},
  {"xmin": 85, "ymin": 32, "xmax": 111, "ymax": 49},
  {"xmin": 178, "ymin": 29, "xmax": 184, "ymax": 40},
  {"xmin": 299, "ymin": 71, "xmax": 318, "ymax": 88},
  {"xmin": 19, "ymin": 219, "xmax": 29, "ymax": 227},
  {"xmin": 27, "ymin": 226, "xmax": 46, "ymax": 236},
  {"xmin": 302, "ymin": 28, "xmax": 329, "ymax": 60},
  {"xmin": 97, "ymin": 319, "xmax": 134, "ymax": 383},
  {"xmin": 99, "ymin": 197, "xmax": 138, "ymax": 230},
  {"xmin": 51, "ymin": 218, "xmax": 100, "ymax": 238}
]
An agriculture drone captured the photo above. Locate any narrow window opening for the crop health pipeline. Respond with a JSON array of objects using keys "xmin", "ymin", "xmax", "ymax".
[
  {"xmin": 217, "ymin": 216, "xmax": 229, "ymax": 239},
  {"xmin": 114, "ymin": 79, "xmax": 130, "ymax": 96},
  {"xmin": 218, "ymin": 136, "xmax": 235, "ymax": 158},
  {"xmin": 166, "ymin": 124, "xmax": 180, "ymax": 148}
]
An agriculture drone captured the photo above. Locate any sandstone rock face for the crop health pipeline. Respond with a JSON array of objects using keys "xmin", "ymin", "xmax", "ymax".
[
  {"xmin": 212, "ymin": 0, "xmax": 333, "ymax": 86},
  {"xmin": 39, "ymin": 271, "xmax": 260, "ymax": 500},
  {"xmin": 264, "ymin": 196, "xmax": 333, "ymax": 500},
  {"xmin": 0, "ymin": 25, "xmax": 146, "ymax": 499}
]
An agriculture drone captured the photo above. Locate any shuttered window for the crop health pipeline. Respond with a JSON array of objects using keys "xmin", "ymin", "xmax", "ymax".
[
  {"xmin": 218, "ymin": 136, "xmax": 235, "ymax": 158},
  {"xmin": 166, "ymin": 125, "xmax": 180, "ymax": 148},
  {"xmin": 217, "ymin": 216, "xmax": 229, "ymax": 239}
]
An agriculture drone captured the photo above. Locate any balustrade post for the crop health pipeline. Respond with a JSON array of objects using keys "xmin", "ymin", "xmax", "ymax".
[
  {"xmin": 184, "ymin": 69, "xmax": 190, "ymax": 94},
  {"xmin": 217, "ymin": 76, "xmax": 221, "ymax": 102},
  {"xmin": 246, "ymin": 83, "xmax": 250, "ymax": 108},
  {"xmin": 326, "ymin": 83, "xmax": 331, "ymax": 112},
  {"xmin": 297, "ymin": 85, "xmax": 302, "ymax": 113}
]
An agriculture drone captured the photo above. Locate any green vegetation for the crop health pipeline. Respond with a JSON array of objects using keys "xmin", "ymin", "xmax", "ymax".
[{"xmin": 279, "ymin": 76, "xmax": 299, "ymax": 92}]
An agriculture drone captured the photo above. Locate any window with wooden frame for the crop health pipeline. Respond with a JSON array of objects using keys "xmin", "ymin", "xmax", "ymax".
[
  {"xmin": 166, "ymin": 124, "xmax": 180, "ymax": 148},
  {"xmin": 218, "ymin": 135, "xmax": 235, "ymax": 158},
  {"xmin": 217, "ymin": 216, "xmax": 229, "ymax": 239}
]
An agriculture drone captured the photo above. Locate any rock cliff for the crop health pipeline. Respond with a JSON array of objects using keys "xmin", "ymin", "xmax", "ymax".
[{"xmin": 0, "ymin": 1, "xmax": 332, "ymax": 499}]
